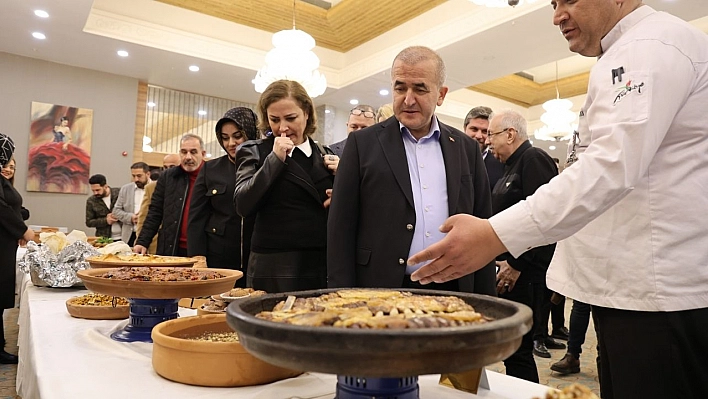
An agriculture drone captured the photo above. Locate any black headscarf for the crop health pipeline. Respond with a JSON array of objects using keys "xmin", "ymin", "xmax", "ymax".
[{"xmin": 0, "ymin": 133, "xmax": 15, "ymax": 167}]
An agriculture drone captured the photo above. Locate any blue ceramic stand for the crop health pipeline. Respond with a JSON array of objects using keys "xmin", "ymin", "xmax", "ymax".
[
  {"xmin": 110, "ymin": 298, "xmax": 180, "ymax": 342},
  {"xmin": 336, "ymin": 376, "xmax": 419, "ymax": 399}
]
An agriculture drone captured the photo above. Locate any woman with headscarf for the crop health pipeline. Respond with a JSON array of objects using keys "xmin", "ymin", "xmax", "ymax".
[
  {"xmin": 1, "ymin": 156, "xmax": 30, "ymax": 220},
  {"xmin": 187, "ymin": 108, "xmax": 258, "ymax": 286},
  {"xmin": 234, "ymin": 80, "xmax": 338, "ymax": 293},
  {"xmin": 0, "ymin": 133, "xmax": 35, "ymax": 364}
]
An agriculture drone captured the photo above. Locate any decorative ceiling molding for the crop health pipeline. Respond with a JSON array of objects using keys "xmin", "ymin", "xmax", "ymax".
[
  {"xmin": 468, "ymin": 72, "xmax": 590, "ymax": 107},
  {"xmin": 156, "ymin": 0, "xmax": 447, "ymax": 52}
]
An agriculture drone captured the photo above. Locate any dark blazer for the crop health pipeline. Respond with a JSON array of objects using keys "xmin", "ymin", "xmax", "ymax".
[
  {"xmin": 234, "ymin": 137, "xmax": 333, "ymax": 251},
  {"xmin": 493, "ymin": 141, "xmax": 558, "ymax": 284},
  {"xmin": 484, "ymin": 150, "xmax": 505, "ymax": 193},
  {"xmin": 187, "ymin": 156, "xmax": 254, "ymax": 275},
  {"xmin": 136, "ymin": 166, "xmax": 190, "ymax": 255},
  {"xmin": 329, "ymin": 138, "xmax": 347, "ymax": 157},
  {"xmin": 327, "ymin": 117, "xmax": 496, "ymax": 295},
  {"xmin": 85, "ymin": 187, "xmax": 120, "ymax": 237}
]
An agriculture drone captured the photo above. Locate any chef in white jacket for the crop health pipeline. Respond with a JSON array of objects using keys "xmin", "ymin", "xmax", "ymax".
[{"xmin": 408, "ymin": 1, "xmax": 708, "ymax": 398}]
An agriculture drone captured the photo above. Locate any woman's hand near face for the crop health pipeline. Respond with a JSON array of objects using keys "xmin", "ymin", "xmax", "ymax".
[{"xmin": 273, "ymin": 133, "xmax": 294, "ymax": 162}]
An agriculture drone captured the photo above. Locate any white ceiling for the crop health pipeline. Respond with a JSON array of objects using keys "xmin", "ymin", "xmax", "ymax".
[{"xmin": 2, "ymin": 0, "xmax": 708, "ymax": 134}]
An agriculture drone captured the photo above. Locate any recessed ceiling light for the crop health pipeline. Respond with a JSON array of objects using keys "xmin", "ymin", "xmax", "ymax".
[
  {"xmin": 206, "ymin": 153, "xmax": 212, "ymax": 158},
  {"xmin": 198, "ymin": 110, "xmax": 207, "ymax": 116},
  {"xmin": 32, "ymin": 32, "xmax": 46, "ymax": 40},
  {"xmin": 379, "ymin": 89, "xmax": 389, "ymax": 96},
  {"xmin": 349, "ymin": 99, "xmax": 359, "ymax": 105},
  {"xmin": 147, "ymin": 102, "xmax": 156, "ymax": 107},
  {"xmin": 549, "ymin": 145, "xmax": 557, "ymax": 150},
  {"xmin": 117, "ymin": 50, "xmax": 129, "ymax": 57},
  {"xmin": 324, "ymin": 109, "xmax": 331, "ymax": 114},
  {"xmin": 34, "ymin": 10, "xmax": 49, "ymax": 18},
  {"xmin": 189, "ymin": 65, "xmax": 200, "ymax": 72}
]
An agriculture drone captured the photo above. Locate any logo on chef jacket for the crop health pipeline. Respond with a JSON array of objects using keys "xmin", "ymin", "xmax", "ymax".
[{"xmin": 613, "ymin": 80, "xmax": 645, "ymax": 106}]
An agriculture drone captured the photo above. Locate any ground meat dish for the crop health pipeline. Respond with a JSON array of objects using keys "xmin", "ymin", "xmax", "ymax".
[{"xmin": 100, "ymin": 267, "xmax": 225, "ymax": 281}]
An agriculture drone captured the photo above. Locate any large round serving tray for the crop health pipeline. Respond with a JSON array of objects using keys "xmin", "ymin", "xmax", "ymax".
[
  {"xmin": 86, "ymin": 254, "xmax": 197, "ymax": 268},
  {"xmin": 76, "ymin": 268, "xmax": 242, "ymax": 299},
  {"xmin": 226, "ymin": 288, "xmax": 532, "ymax": 377}
]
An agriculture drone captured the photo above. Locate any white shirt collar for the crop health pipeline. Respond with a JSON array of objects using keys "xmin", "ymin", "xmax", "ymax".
[{"xmin": 288, "ymin": 138, "xmax": 312, "ymax": 157}]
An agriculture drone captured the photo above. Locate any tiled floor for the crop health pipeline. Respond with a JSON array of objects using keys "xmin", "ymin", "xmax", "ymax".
[
  {"xmin": 0, "ymin": 307, "xmax": 19, "ymax": 399},
  {"xmin": 0, "ymin": 300, "xmax": 599, "ymax": 399},
  {"xmin": 486, "ymin": 299, "xmax": 601, "ymax": 397}
]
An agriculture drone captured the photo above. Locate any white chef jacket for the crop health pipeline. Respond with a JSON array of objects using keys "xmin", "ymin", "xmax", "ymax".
[{"xmin": 489, "ymin": 6, "xmax": 708, "ymax": 312}]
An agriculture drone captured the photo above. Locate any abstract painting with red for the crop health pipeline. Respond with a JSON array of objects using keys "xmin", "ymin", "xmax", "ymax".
[{"xmin": 27, "ymin": 101, "xmax": 93, "ymax": 194}]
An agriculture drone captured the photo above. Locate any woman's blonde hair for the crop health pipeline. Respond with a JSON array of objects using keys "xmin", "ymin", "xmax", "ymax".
[{"xmin": 376, "ymin": 103, "xmax": 394, "ymax": 123}]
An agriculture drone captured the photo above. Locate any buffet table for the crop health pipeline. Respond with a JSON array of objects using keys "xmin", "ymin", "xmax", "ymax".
[{"xmin": 15, "ymin": 274, "xmax": 550, "ymax": 399}]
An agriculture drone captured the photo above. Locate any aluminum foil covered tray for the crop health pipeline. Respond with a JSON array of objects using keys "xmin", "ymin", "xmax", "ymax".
[{"xmin": 226, "ymin": 288, "xmax": 532, "ymax": 377}]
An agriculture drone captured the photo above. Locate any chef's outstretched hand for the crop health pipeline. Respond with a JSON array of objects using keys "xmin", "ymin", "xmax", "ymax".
[{"xmin": 409, "ymin": 214, "xmax": 506, "ymax": 284}]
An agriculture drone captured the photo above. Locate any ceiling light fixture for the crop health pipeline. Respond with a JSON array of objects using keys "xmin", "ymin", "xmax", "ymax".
[
  {"xmin": 534, "ymin": 62, "xmax": 576, "ymax": 142},
  {"xmin": 252, "ymin": 0, "xmax": 327, "ymax": 98},
  {"xmin": 349, "ymin": 99, "xmax": 359, "ymax": 105},
  {"xmin": 469, "ymin": 0, "xmax": 539, "ymax": 7},
  {"xmin": 34, "ymin": 10, "xmax": 49, "ymax": 18},
  {"xmin": 189, "ymin": 65, "xmax": 200, "ymax": 72},
  {"xmin": 198, "ymin": 110, "xmax": 207, "ymax": 116},
  {"xmin": 32, "ymin": 32, "xmax": 46, "ymax": 40},
  {"xmin": 117, "ymin": 50, "xmax": 129, "ymax": 57},
  {"xmin": 379, "ymin": 89, "xmax": 389, "ymax": 96},
  {"xmin": 147, "ymin": 102, "xmax": 156, "ymax": 107}
]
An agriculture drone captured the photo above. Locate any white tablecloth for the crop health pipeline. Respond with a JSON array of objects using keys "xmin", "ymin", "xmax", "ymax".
[
  {"xmin": 15, "ymin": 275, "xmax": 550, "ymax": 399},
  {"xmin": 15, "ymin": 247, "xmax": 27, "ymax": 296}
]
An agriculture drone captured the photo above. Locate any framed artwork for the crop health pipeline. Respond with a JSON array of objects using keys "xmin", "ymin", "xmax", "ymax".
[{"xmin": 27, "ymin": 101, "xmax": 93, "ymax": 194}]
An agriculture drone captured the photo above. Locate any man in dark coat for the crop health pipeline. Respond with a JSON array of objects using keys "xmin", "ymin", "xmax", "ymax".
[
  {"xmin": 85, "ymin": 174, "xmax": 121, "ymax": 239},
  {"xmin": 463, "ymin": 106, "xmax": 505, "ymax": 192},
  {"xmin": 486, "ymin": 109, "xmax": 558, "ymax": 383},
  {"xmin": 134, "ymin": 134, "xmax": 205, "ymax": 256},
  {"xmin": 327, "ymin": 46, "xmax": 496, "ymax": 295}
]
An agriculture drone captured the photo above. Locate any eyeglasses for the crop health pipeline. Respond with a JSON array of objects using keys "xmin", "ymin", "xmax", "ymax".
[
  {"xmin": 350, "ymin": 109, "xmax": 375, "ymax": 119},
  {"xmin": 488, "ymin": 127, "xmax": 512, "ymax": 138}
]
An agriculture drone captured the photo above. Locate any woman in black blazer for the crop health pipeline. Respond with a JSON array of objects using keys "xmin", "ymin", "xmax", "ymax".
[
  {"xmin": 187, "ymin": 108, "xmax": 257, "ymax": 286},
  {"xmin": 0, "ymin": 133, "xmax": 34, "ymax": 364},
  {"xmin": 234, "ymin": 80, "xmax": 338, "ymax": 293}
]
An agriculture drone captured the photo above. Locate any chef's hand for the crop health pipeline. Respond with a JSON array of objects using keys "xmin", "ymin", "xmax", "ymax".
[
  {"xmin": 409, "ymin": 214, "xmax": 506, "ymax": 284},
  {"xmin": 133, "ymin": 244, "xmax": 147, "ymax": 255},
  {"xmin": 323, "ymin": 154, "xmax": 339, "ymax": 174},
  {"xmin": 323, "ymin": 189, "xmax": 333, "ymax": 208},
  {"xmin": 273, "ymin": 133, "xmax": 294, "ymax": 162},
  {"xmin": 496, "ymin": 260, "xmax": 521, "ymax": 294}
]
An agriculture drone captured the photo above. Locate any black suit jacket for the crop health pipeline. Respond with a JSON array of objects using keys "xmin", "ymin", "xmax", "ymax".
[
  {"xmin": 484, "ymin": 150, "xmax": 505, "ymax": 193},
  {"xmin": 327, "ymin": 117, "xmax": 496, "ymax": 295}
]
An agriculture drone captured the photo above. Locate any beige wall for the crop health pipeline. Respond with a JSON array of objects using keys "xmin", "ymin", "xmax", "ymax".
[{"xmin": 0, "ymin": 52, "xmax": 139, "ymax": 234}]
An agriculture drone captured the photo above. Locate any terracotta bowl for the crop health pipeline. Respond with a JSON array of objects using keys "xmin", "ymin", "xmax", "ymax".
[
  {"xmin": 76, "ymin": 268, "xmax": 242, "ymax": 299},
  {"xmin": 65, "ymin": 298, "xmax": 129, "ymax": 320},
  {"xmin": 151, "ymin": 314, "xmax": 301, "ymax": 387}
]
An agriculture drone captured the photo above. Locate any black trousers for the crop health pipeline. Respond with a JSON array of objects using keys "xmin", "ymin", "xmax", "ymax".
[
  {"xmin": 592, "ymin": 305, "xmax": 708, "ymax": 399},
  {"xmin": 500, "ymin": 282, "xmax": 539, "ymax": 383},
  {"xmin": 532, "ymin": 284, "xmax": 552, "ymax": 342}
]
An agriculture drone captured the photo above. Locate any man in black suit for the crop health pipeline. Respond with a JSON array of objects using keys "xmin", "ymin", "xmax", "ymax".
[
  {"xmin": 463, "ymin": 106, "xmax": 505, "ymax": 192},
  {"xmin": 328, "ymin": 104, "xmax": 377, "ymax": 157},
  {"xmin": 327, "ymin": 46, "xmax": 495, "ymax": 295}
]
